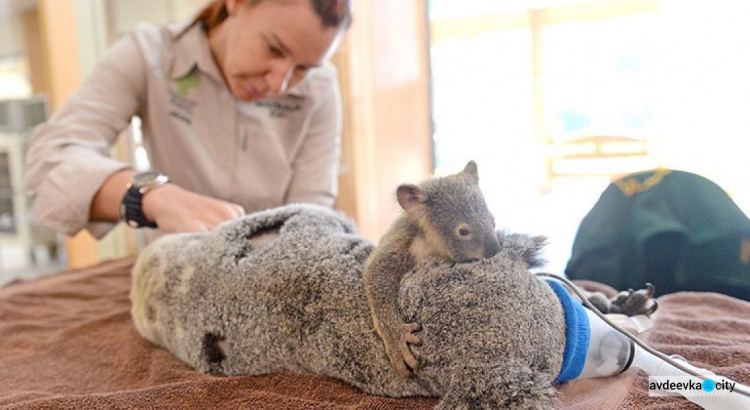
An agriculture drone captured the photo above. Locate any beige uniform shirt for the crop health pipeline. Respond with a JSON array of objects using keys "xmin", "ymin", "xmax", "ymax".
[{"xmin": 25, "ymin": 21, "xmax": 342, "ymax": 238}]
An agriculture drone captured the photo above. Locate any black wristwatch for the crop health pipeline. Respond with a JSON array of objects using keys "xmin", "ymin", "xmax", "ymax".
[{"xmin": 120, "ymin": 171, "xmax": 170, "ymax": 228}]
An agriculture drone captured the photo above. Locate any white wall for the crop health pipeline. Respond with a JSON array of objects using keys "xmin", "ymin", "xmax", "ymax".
[
  {"xmin": 111, "ymin": 0, "xmax": 206, "ymax": 38},
  {"xmin": 0, "ymin": 0, "xmax": 35, "ymax": 58}
]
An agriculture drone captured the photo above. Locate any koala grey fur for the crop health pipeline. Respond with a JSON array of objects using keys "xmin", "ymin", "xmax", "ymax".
[{"xmin": 131, "ymin": 204, "xmax": 567, "ymax": 409}]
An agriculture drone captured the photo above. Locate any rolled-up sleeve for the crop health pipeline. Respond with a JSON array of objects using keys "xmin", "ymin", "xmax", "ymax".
[
  {"xmin": 25, "ymin": 33, "xmax": 147, "ymax": 238},
  {"xmin": 284, "ymin": 66, "xmax": 342, "ymax": 207}
]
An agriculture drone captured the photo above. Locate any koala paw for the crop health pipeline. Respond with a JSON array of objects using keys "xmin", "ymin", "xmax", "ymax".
[
  {"xmin": 609, "ymin": 283, "xmax": 659, "ymax": 316},
  {"xmin": 383, "ymin": 322, "xmax": 423, "ymax": 378}
]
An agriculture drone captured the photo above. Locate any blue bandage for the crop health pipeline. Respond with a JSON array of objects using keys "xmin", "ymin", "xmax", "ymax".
[{"xmin": 545, "ymin": 279, "xmax": 590, "ymax": 383}]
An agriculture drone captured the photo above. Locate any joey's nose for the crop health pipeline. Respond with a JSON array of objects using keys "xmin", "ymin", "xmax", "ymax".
[{"xmin": 485, "ymin": 231, "xmax": 501, "ymax": 257}]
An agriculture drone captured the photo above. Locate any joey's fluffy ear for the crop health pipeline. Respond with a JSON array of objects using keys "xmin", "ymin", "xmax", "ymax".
[
  {"xmin": 462, "ymin": 160, "xmax": 479, "ymax": 183},
  {"xmin": 397, "ymin": 184, "xmax": 427, "ymax": 212}
]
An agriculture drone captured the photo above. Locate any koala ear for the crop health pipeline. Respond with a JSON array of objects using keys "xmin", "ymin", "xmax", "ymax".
[
  {"xmin": 462, "ymin": 160, "xmax": 479, "ymax": 183},
  {"xmin": 397, "ymin": 184, "xmax": 426, "ymax": 212}
]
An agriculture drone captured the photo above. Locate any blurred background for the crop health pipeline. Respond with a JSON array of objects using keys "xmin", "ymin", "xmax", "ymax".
[{"xmin": 1, "ymin": 0, "xmax": 749, "ymax": 283}]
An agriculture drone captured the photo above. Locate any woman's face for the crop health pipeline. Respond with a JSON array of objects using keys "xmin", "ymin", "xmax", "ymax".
[{"xmin": 214, "ymin": 0, "xmax": 344, "ymax": 102}]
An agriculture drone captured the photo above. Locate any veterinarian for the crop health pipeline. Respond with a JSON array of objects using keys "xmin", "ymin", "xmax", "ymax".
[{"xmin": 25, "ymin": 0, "xmax": 351, "ymax": 238}]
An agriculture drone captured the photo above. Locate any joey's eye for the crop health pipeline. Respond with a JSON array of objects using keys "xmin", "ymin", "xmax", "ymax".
[{"xmin": 456, "ymin": 223, "xmax": 473, "ymax": 239}]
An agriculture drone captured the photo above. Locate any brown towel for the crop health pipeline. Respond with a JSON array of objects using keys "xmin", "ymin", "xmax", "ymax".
[
  {"xmin": 558, "ymin": 291, "xmax": 750, "ymax": 409},
  {"xmin": 0, "ymin": 257, "xmax": 436, "ymax": 409},
  {"xmin": 3, "ymin": 257, "xmax": 750, "ymax": 409}
]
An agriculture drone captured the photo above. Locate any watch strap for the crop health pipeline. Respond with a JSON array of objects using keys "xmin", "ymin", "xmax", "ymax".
[{"xmin": 121, "ymin": 185, "xmax": 158, "ymax": 228}]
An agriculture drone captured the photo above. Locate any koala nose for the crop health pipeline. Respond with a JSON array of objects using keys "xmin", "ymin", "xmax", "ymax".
[{"xmin": 484, "ymin": 231, "xmax": 501, "ymax": 257}]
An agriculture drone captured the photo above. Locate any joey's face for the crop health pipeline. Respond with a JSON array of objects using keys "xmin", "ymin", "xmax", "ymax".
[
  {"xmin": 428, "ymin": 191, "xmax": 500, "ymax": 262},
  {"xmin": 448, "ymin": 218, "xmax": 500, "ymax": 262},
  {"xmin": 415, "ymin": 161, "xmax": 501, "ymax": 263}
]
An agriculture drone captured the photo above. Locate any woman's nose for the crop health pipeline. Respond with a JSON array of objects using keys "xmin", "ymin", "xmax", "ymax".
[{"xmin": 267, "ymin": 61, "xmax": 295, "ymax": 96}]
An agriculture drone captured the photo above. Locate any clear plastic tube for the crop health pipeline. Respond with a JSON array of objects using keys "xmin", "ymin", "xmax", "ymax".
[
  {"xmin": 578, "ymin": 308, "xmax": 634, "ymax": 378},
  {"xmin": 533, "ymin": 273, "xmax": 750, "ymax": 408}
]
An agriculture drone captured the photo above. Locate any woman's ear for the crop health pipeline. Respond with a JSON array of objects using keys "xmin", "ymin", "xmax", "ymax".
[{"xmin": 226, "ymin": 0, "xmax": 241, "ymax": 15}]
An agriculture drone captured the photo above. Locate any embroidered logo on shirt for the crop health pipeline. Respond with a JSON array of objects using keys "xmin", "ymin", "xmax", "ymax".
[
  {"xmin": 255, "ymin": 99, "xmax": 303, "ymax": 119},
  {"xmin": 614, "ymin": 168, "xmax": 672, "ymax": 197},
  {"xmin": 741, "ymin": 238, "xmax": 750, "ymax": 264},
  {"xmin": 174, "ymin": 74, "xmax": 202, "ymax": 97},
  {"xmin": 169, "ymin": 74, "xmax": 199, "ymax": 125}
]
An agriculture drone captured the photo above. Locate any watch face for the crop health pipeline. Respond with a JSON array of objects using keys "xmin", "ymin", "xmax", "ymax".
[
  {"xmin": 133, "ymin": 171, "xmax": 160, "ymax": 184},
  {"xmin": 132, "ymin": 171, "xmax": 169, "ymax": 190}
]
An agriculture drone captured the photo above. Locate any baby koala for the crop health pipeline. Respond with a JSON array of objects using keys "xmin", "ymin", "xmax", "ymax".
[{"xmin": 363, "ymin": 160, "xmax": 501, "ymax": 378}]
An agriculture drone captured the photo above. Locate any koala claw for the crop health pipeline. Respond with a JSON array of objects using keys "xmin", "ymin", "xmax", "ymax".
[
  {"xmin": 384, "ymin": 322, "xmax": 423, "ymax": 378},
  {"xmin": 610, "ymin": 283, "xmax": 659, "ymax": 316},
  {"xmin": 644, "ymin": 283, "xmax": 656, "ymax": 298},
  {"xmin": 403, "ymin": 322, "xmax": 423, "ymax": 345}
]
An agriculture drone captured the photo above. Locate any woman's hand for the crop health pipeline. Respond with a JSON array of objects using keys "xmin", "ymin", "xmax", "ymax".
[{"xmin": 142, "ymin": 184, "xmax": 245, "ymax": 233}]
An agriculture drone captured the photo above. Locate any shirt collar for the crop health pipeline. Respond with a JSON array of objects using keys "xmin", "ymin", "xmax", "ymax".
[
  {"xmin": 167, "ymin": 20, "xmax": 308, "ymax": 99},
  {"xmin": 168, "ymin": 21, "xmax": 224, "ymax": 84}
]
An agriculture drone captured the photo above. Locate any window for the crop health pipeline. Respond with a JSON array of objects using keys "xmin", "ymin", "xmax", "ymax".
[{"xmin": 429, "ymin": 0, "xmax": 750, "ymax": 273}]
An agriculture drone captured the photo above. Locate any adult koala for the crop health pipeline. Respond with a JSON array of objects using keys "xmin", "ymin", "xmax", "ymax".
[{"xmin": 131, "ymin": 204, "xmax": 569, "ymax": 409}]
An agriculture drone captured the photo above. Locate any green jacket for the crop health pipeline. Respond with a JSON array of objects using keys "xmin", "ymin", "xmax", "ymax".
[{"xmin": 566, "ymin": 169, "xmax": 750, "ymax": 300}]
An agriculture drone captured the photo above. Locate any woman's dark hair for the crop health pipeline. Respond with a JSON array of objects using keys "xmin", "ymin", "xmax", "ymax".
[{"xmin": 193, "ymin": 0, "xmax": 352, "ymax": 33}]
